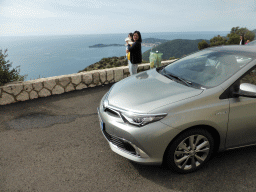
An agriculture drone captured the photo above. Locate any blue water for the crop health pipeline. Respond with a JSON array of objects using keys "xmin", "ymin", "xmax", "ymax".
[{"xmin": 0, "ymin": 31, "xmax": 228, "ymax": 80}]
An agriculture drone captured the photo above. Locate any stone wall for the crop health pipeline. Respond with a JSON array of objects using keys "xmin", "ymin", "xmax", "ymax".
[{"xmin": 0, "ymin": 60, "xmax": 174, "ymax": 105}]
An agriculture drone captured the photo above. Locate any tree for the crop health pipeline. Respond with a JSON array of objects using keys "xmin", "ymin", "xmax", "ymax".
[
  {"xmin": 244, "ymin": 30, "xmax": 255, "ymax": 42},
  {"xmin": 0, "ymin": 49, "xmax": 25, "ymax": 86},
  {"xmin": 227, "ymin": 33, "xmax": 240, "ymax": 45},
  {"xmin": 230, "ymin": 26, "xmax": 240, "ymax": 34},
  {"xmin": 198, "ymin": 26, "xmax": 255, "ymax": 50},
  {"xmin": 227, "ymin": 27, "xmax": 255, "ymax": 44},
  {"xmin": 210, "ymin": 35, "xmax": 227, "ymax": 46},
  {"xmin": 198, "ymin": 40, "xmax": 210, "ymax": 50}
]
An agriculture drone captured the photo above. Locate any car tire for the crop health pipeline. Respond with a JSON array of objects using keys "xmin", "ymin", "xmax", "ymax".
[{"xmin": 165, "ymin": 128, "xmax": 214, "ymax": 173}]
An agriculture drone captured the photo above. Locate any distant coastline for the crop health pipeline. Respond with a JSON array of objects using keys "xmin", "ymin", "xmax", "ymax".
[
  {"xmin": 89, "ymin": 38, "xmax": 170, "ymax": 48},
  {"xmin": 89, "ymin": 44, "xmax": 124, "ymax": 48}
]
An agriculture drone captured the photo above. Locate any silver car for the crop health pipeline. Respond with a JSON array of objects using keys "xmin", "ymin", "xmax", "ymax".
[{"xmin": 98, "ymin": 45, "xmax": 256, "ymax": 173}]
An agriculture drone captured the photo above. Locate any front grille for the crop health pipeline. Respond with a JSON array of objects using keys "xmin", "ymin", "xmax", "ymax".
[{"xmin": 102, "ymin": 128, "xmax": 137, "ymax": 156}]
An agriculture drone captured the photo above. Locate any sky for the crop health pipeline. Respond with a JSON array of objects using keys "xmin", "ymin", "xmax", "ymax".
[{"xmin": 1, "ymin": 0, "xmax": 256, "ymax": 36}]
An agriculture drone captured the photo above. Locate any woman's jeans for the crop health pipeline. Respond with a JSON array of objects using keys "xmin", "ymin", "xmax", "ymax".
[{"xmin": 128, "ymin": 60, "xmax": 138, "ymax": 75}]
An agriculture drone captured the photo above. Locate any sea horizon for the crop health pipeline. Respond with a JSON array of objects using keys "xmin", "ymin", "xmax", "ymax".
[
  {"xmin": 1, "ymin": 30, "xmax": 230, "ymax": 37},
  {"xmin": 1, "ymin": 31, "xmax": 229, "ymax": 81}
]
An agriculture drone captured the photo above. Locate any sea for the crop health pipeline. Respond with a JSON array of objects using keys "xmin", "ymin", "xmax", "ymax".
[{"xmin": 0, "ymin": 31, "xmax": 229, "ymax": 81}]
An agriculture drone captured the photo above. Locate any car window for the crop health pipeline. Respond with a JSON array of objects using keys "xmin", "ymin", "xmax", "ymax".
[
  {"xmin": 164, "ymin": 50, "xmax": 253, "ymax": 88},
  {"xmin": 240, "ymin": 67, "xmax": 256, "ymax": 85}
]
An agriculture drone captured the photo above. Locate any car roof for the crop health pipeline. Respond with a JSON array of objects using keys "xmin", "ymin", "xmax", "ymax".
[{"xmin": 206, "ymin": 45, "xmax": 256, "ymax": 58}]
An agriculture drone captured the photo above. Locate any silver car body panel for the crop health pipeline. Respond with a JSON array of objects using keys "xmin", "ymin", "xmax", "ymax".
[
  {"xmin": 152, "ymin": 86, "xmax": 229, "ymax": 151},
  {"xmin": 98, "ymin": 101, "xmax": 182, "ymax": 164},
  {"xmin": 107, "ymin": 70, "xmax": 203, "ymax": 113},
  {"xmin": 219, "ymin": 56, "xmax": 256, "ymax": 149}
]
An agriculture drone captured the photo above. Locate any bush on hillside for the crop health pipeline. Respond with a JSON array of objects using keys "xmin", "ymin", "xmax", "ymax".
[
  {"xmin": 0, "ymin": 49, "xmax": 25, "ymax": 86},
  {"xmin": 210, "ymin": 35, "xmax": 228, "ymax": 46},
  {"xmin": 169, "ymin": 56, "xmax": 178, "ymax": 60},
  {"xmin": 79, "ymin": 56, "xmax": 128, "ymax": 72},
  {"xmin": 198, "ymin": 40, "xmax": 210, "ymax": 50}
]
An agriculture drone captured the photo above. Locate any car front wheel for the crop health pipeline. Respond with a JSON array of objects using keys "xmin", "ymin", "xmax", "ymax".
[{"xmin": 165, "ymin": 129, "xmax": 214, "ymax": 173}]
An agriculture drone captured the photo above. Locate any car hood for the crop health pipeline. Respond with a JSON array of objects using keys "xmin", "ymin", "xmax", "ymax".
[{"xmin": 107, "ymin": 69, "xmax": 203, "ymax": 113}]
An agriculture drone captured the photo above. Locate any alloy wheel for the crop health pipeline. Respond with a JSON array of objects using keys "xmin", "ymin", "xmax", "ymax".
[
  {"xmin": 174, "ymin": 134, "xmax": 210, "ymax": 171},
  {"xmin": 166, "ymin": 129, "xmax": 214, "ymax": 173}
]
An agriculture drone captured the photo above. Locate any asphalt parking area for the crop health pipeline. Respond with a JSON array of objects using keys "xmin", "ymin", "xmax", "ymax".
[{"xmin": 1, "ymin": 84, "xmax": 256, "ymax": 192}]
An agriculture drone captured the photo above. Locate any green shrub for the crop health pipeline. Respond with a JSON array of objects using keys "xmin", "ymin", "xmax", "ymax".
[
  {"xmin": 0, "ymin": 49, "xmax": 25, "ymax": 86},
  {"xmin": 169, "ymin": 56, "xmax": 176, "ymax": 60},
  {"xmin": 198, "ymin": 40, "xmax": 210, "ymax": 50}
]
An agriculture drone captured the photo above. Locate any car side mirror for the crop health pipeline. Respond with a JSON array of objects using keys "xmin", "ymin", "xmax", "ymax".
[{"xmin": 233, "ymin": 83, "xmax": 256, "ymax": 98}]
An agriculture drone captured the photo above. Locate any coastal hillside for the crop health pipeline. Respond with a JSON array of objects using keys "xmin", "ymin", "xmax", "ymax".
[
  {"xmin": 79, "ymin": 56, "xmax": 127, "ymax": 72},
  {"xmin": 79, "ymin": 56, "xmax": 149, "ymax": 72},
  {"xmin": 142, "ymin": 39, "xmax": 209, "ymax": 61}
]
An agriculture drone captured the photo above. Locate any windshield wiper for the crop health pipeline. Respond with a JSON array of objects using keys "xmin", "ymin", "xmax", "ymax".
[
  {"xmin": 175, "ymin": 75, "xmax": 192, "ymax": 87},
  {"xmin": 161, "ymin": 69, "xmax": 192, "ymax": 87},
  {"xmin": 161, "ymin": 68, "xmax": 176, "ymax": 80}
]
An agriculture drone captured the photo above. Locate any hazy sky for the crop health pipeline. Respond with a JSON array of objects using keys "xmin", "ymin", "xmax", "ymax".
[{"xmin": 1, "ymin": 0, "xmax": 256, "ymax": 36}]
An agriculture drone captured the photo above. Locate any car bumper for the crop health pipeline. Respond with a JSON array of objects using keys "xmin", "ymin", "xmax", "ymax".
[{"xmin": 97, "ymin": 98, "xmax": 181, "ymax": 165}]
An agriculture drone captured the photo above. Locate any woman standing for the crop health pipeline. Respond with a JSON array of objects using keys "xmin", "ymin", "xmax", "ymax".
[
  {"xmin": 239, "ymin": 35, "xmax": 245, "ymax": 45},
  {"xmin": 126, "ymin": 31, "xmax": 142, "ymax": 75}
]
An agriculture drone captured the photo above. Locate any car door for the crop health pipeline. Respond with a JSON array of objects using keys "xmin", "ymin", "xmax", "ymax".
[{"xmin": 226, "ymin": 67, "xmax": 256, "ymax": 148}]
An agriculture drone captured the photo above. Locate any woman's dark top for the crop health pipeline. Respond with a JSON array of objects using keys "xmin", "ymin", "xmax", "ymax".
[{"xmin": 127, "ymin": 41, "xmax": 142, "ymax": 64}]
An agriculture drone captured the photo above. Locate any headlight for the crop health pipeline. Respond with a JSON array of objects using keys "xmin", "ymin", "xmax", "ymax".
[{"xmin": 121, "ymin": 112, "xmax": 167, "ymax": 127}]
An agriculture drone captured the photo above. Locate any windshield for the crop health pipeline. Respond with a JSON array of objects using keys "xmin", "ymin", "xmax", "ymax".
[{"xmin": 162, "ymin": 49, "xmax": 253, "ymax": 88}]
